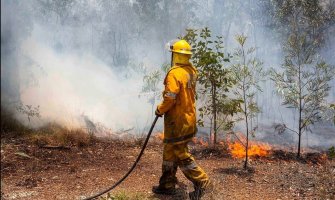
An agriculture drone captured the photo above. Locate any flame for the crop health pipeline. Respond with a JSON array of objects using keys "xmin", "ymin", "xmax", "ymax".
[
  {"xmin": 156, "ymin": 131, "xmax": 271, "ymax": 158},
  {"xmin": 228, "ymin": 141, "xmax": 271, "ymax": 158}
]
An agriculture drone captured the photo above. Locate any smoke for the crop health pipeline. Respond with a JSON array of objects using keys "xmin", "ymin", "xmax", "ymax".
[
  {"xmin": 18, "ymin": 37, "xmax": 152, "ymax": 131},
  {"xmin": 1, "ymin": 0, "xmax": 161, "ymax": 134},
  {"xmin": 1, "ymin": 0, "xmax": 334, "ymax": 147}
]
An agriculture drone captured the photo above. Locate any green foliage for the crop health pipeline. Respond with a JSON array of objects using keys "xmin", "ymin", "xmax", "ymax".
[
  {"xmin": 141, "ymin": 63, "xmax": 170, "ymax": 99},
  {"xmin": 231, "ymin": 34, "xmax": 265, "ymax": 120},
  {"xmin": 269, "ymin": 0, "xmax": 335, "ymax": 157},
  {"xmin": 270, "ymin": 42, "xmax": 334, "ymax": 133},
  {"xmin": 140, "ymin": 63, "xmax": 170, "ymax": 117},
  {"xmin": 230, "ymin": 34, "xmax": 266, "ymax": 168},
  {"xmin": 142, "ymin": 70, "xmax": 161, "ymax": 96},
  {"xmin": 184, "ymin": 28, "xmax": 232, "ymax": 90},
  {"xmin": 183, "ymin": 27, "xmax": 240, "ymax": 143},
  {"xmin": 263, "ymin": 0, "xmax": 335, "ymax": 47},
  {"xmin": 141, "ymin": 70, "xmax": 161, "ymax": 108}
]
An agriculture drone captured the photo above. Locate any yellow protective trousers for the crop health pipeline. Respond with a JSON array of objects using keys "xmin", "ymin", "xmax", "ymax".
[{"xmin": 158, "ymin": 142, "xmax": 209, "ymax": 189}]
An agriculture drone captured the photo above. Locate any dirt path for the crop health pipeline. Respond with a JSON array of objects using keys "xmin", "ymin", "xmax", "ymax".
[{"xmin": 1, "ymin": 138, "xmax": 335, "ymax": 200}]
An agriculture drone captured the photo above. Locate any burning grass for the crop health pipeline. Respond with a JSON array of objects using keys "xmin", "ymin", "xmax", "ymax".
[
  {"xmin": 227, "ymin": 141, "xmax": 272, "ymax": 158},
  {"xmin": 155, "ymin": 132, "xmax": 273, "ymax": 159},
  {"xmin": 188, "ymin": 135, "xmax": 331, "ymax": 165},
  {"xmin": 191, "ymin": 133, "xmax": 272, "ymax": 159}
]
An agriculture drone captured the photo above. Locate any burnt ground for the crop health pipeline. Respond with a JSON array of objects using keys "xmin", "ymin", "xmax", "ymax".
[{"xmin": 1, "ymin": 136, "xmax": 335, "ymax": 200}]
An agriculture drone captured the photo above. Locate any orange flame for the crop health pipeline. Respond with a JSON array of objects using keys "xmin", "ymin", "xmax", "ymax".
[{"xmin": 228, "ymin": 141, "xmax": 271, "ymax": 158}]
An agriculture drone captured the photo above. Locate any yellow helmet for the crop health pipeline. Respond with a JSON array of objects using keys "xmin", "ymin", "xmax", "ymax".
[{"xmin": 170, "ymin": 40, "xmax": 192, "ymax": 55}]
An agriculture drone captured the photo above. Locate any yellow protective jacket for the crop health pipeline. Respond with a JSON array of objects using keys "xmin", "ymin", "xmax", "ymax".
[{"xmin": 157, "ymin": 64, "xmax": 198, "ymax": 144}]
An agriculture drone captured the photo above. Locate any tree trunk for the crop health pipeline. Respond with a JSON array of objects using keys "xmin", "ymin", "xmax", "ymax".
[
  {"xmin": 210, "ymin": 118, "xmax": 213, "ymax": 145},
  {"xmin": 212, "ymin": 83, "xmax": 217, "ymax": 145},
  {"xmin": 244, "ymin": 114, "xmax": 249, "ymax": 169},
  {"xmin": 241, "ymin": 45, "xmax": 249, "ymax": 169},
  {"xmin": 298, "ymin": 65, "xmax": 302, "ymax": 158},
  {"xmin": 297, "ymin": 43, "xmax": 302, "ymax": 158},
  {"xmin": 298, "ymin": 120, "xmax": 302, "ymax": 158},
  {"xmin": 243, "ymin": 87, "xmax": 249, "ymax": 169}
]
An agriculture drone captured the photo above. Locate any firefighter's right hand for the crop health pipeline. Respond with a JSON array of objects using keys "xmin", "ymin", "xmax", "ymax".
[{"xmin": 155, "ymin": 108, "xmax": 163, "ymax": 117}]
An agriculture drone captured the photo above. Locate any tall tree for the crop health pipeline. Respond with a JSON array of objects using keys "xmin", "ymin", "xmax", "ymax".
[
  {"xmin": 184, "ymin": 28, "xmax": 240, "ymax": 145},
  {"xmin": 270, "ymin": 0, "xmax": 335, "ymax": 157}
]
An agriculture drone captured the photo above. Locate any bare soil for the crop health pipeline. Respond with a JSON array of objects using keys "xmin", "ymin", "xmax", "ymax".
[{"xmin": 1, "ymin": 136, "xmax": 334, "ymax": 200}]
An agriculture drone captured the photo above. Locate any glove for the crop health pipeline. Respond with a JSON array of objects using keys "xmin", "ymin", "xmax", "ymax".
[{"xmin": 155, "ymin": 108, "xmax": 163, "ymax": 117}]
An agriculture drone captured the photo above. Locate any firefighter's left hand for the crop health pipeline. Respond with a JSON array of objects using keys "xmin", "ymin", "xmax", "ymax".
[{"xmin": 155, "ymin": 108, "xmax": 163, "ymax": 117}]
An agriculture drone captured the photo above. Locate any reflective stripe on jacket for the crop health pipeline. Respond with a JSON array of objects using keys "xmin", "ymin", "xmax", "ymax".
[{"xmin": 157, "ymin": 64, "xmax": 198, "ymax": 143}]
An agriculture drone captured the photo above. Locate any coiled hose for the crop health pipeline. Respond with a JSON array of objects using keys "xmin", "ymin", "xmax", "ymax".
[{"xmin": 83, "ymin": 115, "xmax": 159, "ymax": 200}]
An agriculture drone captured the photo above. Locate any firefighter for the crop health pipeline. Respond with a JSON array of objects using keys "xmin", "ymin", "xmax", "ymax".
[{"xmin": 152, "ymin": 40, "xmax": 210, "ymax": 199}]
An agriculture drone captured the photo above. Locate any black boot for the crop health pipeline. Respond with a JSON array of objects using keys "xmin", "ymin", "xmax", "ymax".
[
  {"xmin": 152, "ymin": 186, "xmax": 176, "ymax": 195},
  {"xmin": 189, "ymin": 188, "xmax": 204, "ymax": 200},
  {"xmin": 189, "ymin": 181, "xmax": 213, "ymax": 200}
]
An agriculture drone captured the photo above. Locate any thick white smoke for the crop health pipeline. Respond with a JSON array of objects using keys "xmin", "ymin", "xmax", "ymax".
[{"xmin": 16, "ymin": 35, "xmax": 157, "ymax": 134}]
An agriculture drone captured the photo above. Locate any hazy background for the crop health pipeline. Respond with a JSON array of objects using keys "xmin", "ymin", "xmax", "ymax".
[{"xmin": 1, "ymin": 0, "xmax": 334, "ymax": 148}]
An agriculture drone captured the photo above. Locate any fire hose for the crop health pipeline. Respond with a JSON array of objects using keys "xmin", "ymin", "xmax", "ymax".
[
  {"xmin": 83, "ymin": 40, "xmax": 178, "ymax": 199},
  {"xmin": 83, "ymin": 115, "xmax": 160, "ymax": 200}
]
